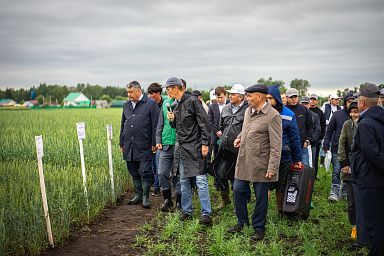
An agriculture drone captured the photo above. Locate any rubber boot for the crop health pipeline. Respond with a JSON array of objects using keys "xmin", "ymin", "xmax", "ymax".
[
  {"xmin": 160, "ymin": 189, "xmax": 173, "ymax": 212},
  {"xmin": 128, "ymin": 179, "xmax": 142, "ymax": 205},
  {"xmin": 142, "ymin": 181, "xmax": 151, "ymax": 209},
  {"xmin": 217, "ymin": 190, "xmax": 231, "ymax": 210},
  {"xmin": 175, "ymin": 193, "xmax": 182, "ymax": 211},
  {"xmin": 275, "ymin": 191, "xmax": 284, "ymax": 216}
]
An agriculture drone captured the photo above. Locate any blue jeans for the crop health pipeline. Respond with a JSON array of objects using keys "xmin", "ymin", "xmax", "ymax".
[
  {"xmin": 152, "ymin": 151, "xmax": 160, "ymax": 190},
  {"xmin": 302, "ymin": 147, "xmax": 310, "ymax": 166},
  {"xmin": 233, "ymin": 179, "xmax": 270, "ymax": 232},
  {"xmin": 179, "ymin": 160, "xmax": 211, "ymax": 216},
  {"xmin": 158, "ymin": 145, "xmax": 180, "ymax": 193},
  {"xmin": 330, "ymin": 153, "xmax": 341, "ymax": 196}
]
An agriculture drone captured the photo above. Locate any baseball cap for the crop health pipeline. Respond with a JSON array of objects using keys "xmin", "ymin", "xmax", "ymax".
[
  {"xmin": 227, "ymin": 84, "xmax": 245, "ymax": 95},
  {"xmin": 163, "ymin": 77, "xmax": 182, "ymax": 88},
  {"xmin": 330, "ymin": 93, "xmax": 340, "ymax": 99},
  {"xmin": 286, "ymin": 88, "xmax": 299, "ymax": 97},
  {"xmin": 209, "ymin": 90, "xmax": 216, "ymax": 100},
  {"xmin": 309, "ymin": 94, "xmax": 318, "ymax": 100},
  {"xmin": 244, "ymin": 84, "xmax": 268, "ymax": 94},
  {"xmin": 300, "ymin": 96, "xmax": 310, "ymax": 103},
  {"xmin": 355, "ymin": 83, "xmax": 380, "ymax": 97}
]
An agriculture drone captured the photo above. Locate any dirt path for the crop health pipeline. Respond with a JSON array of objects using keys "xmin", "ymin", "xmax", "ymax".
[{"xmin": 42, "ymin": 191, "xmax": 163, "ymax": 256}]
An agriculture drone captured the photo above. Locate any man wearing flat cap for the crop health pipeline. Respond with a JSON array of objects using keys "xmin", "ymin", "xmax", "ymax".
[
  {"xmin": 227, "ymin": 84, "xmax": 282, "ymax": 241},
  {"xmin": 165, "ymin": 76, "xmax": 213, "ymax": 225},
  {"xmin": 350, "ymin": 83, "xmax": 384, "ymax": 255}
]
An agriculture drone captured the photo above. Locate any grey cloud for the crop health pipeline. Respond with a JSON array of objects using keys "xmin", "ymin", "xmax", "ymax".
[{"xmin": 0, "ymin": 0, "xmax": 383, "ymax": 94}]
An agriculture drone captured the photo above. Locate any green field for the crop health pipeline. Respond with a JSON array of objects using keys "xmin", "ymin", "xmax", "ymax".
[{"xmin": 0, "ymin": 109, "xmax": 130, "ymax": 255}]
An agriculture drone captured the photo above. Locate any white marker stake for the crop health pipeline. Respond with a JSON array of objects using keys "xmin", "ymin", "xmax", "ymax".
[
  {"xmin": 35, "ymin": 135, "xmax": 54, "ymax": 247},
  {"xmin": 76, "ymin": 122, "xmax": 90, "ymax": 220},
  {"xmin": 107, "ymin": 124, "xmax": 115, "ymax": 203}
]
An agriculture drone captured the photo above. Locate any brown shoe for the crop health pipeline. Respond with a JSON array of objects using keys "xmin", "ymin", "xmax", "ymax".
[
  {"xmin": 179, "ymin": 212, "xmax": 192, "ymax": 221},
  {"xmin": 250, "ymin": 230, "xmax": 265, "ymax": 241},
  {"xmin": 217, "ymin": 190, "xmax": 231, "ymax": 210},
  {"xmin": 227, "ymin": 224, "xmax": 243, "ymax": 234},
  {"xmin": 199, "ymin": 214, "xmax": 212, "ymax": 226}
]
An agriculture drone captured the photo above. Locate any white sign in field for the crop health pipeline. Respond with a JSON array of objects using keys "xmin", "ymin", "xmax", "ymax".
[
  {"xmin": 35, "ymin": 135, "xmax": 44, "ymax": 158},
  {"xmin": 107, "ymin": 124, "xmax": 113, "ymax": 140},
  {"xmin": 76, "ymin": 122, "xmax": 86, "ymax": 140}
]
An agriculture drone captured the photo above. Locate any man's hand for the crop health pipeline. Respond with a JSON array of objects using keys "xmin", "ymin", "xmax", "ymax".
[
  {"xmin": 216, "ymin": 131, "xmax": 222, "ymax": 137},
  {"xmin": 265, "ymin": 172, "xmax": 276, "ymax": 179},
  {"xmin": 152, "ymin": 146, "xmax": 157, "ymax": 152},
  {"xmin": 167, "ymin": 111, "xmax": 174, "ymax": 122},
  {"xmin": 202, "ymin": 145, "xmax": 209, "ymax": 157},
  {"xmin": 156, "ymin": 144, "xmax": 162, "ymax": 150},
  {"xmin": 234, "ymin": 138, "xmax": 241, "ymax": 148},
  {"xmin": 341, "ymin": 166, "xmax": 351, "ymax": 174},
  {"xmin": 293, "ymin": 162, "xmax": 303, "ymax": 169}
]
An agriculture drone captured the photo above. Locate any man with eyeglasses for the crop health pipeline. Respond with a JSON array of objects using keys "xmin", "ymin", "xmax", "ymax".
[{"xmin": 285, "ymin": 88, "xmax": 314, "ymax": 167}]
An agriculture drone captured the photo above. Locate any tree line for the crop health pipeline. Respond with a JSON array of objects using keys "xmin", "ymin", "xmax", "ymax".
[{"xmin": 1, "ymin": 79, "xmax": 382, "ymax": 105}]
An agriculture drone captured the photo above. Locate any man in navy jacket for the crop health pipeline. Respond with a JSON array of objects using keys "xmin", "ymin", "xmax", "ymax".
[
  {"xmin": 323, "ymin": 92, "xmax": 355, "ymax": 201},
  {"xmin": 120, "ymin": 81, "xmax": 159, "ymax": 209},
  {"xmin": 351, "ymin": 83, "xmax": 384, "ymax": 255}
]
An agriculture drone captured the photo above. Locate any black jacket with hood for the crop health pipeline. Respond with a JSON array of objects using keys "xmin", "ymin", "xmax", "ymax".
[{"xmin": 170, "ymin": 91, "xmax": 211, "ymax": 177}]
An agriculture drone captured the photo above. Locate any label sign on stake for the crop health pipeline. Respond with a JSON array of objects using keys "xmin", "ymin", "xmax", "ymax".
[
  {"xmin": 107, "ymin": 124, "xmax": 113, "ymax": 140},
  {"xmin": 35, "ymin": 135, "xmax": 54, "ymax": 247},
  {"xmin": 35, "ymin": 135, "xmax": 44, "ymax": 158},
  {"xmin": 76, "ymin": 122, "xmax": 86, "ymax": 140},
  {"xmin": 76, "ymin": 122, "xmax": 90, "ymax": 220},
  {"xmin": 106, "ymin": 124, "xmax": 115, "ymax": 203}
]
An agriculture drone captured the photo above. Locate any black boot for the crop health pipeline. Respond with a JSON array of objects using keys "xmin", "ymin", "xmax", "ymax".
[
  {"xmin": 175, "ymin": 193, "xmax": 182, "ymax": 211},
  {"xmin": 128, "ymin": 179, "xmax": 142, "ymax": 205},
  {"xmin": 142, "ymin": 181, "xmax": 151, "ymax": 209},
  {"xmin": 160, "ymin": 189, "xmax": 173, "ymax": 212}
]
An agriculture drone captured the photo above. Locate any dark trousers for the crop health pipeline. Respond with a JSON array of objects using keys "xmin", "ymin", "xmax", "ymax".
[
  {"xmin": 344, "ymin": 180, "xmax": 356, "ymax": 226},
  {"xmin": 355, "ymin": 186, "xmax": 384, "ymax": 255},
  {"xmin": 126, "ymin": 160, "xmax": 153, "ymax": 183},
  {"xmin": 233, "ymin": 179, "xmax": 270, "ymax": 232},
  {"xmin": 314, "ymin": 144, "xmax": 321, "ymax": 177}
]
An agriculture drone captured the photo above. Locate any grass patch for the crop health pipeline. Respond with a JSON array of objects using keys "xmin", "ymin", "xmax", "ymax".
[{"xmin": 135, "ymin": 166, "xmax": 369, "ymax": 255}]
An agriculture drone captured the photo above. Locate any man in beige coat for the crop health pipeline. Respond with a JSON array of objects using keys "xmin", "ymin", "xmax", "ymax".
[{"xmin": 227, "ymin": 84, "xmax": 282, "ymax": 241}]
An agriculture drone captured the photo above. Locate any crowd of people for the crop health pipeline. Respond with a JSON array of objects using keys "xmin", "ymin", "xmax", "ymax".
[{"xmin": 119, "ymin": 78, "xmax": 384, "ymax": 255}]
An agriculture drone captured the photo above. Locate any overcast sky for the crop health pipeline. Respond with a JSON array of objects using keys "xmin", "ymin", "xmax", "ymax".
[{"xmin": 0, "ymin": 0, "xmax": 383, "ymax": 95}]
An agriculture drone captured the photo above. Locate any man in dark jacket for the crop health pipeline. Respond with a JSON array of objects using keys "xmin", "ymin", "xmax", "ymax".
[
  {"xmin": 119, "ymin": 81, "xmax": 159, "ymax": 208},
  {"xmin": 214, "ymin": 84, "xmax": 248, "ymax": 210},
  {"xmin": 300, "ymin": 96, "xmax": 321, "ymax": 169},
  {"xmin": 165, "ymin": 77, "xmax": 213, "ymax": 225},
  {"xmin": 309, "ymin": 94, "xmax": 326, "ymax": 178},
  {"xmin": 323, "ymin": 91, "xmax": 356, "ymax": 202},
  {"xmin": 267, "ymin": 86, "xmax": 302, "ymax": 215},
  {"xmin": 286, "ymin": 88, "xmax": 314, "ymax": 166},
  {"xmin": 351, "ymin": 83, "xmax": 384, "ymax": 255},
  {"xmin": 147, "ymin": 82, "xmax": 164, "ymax": 196}
]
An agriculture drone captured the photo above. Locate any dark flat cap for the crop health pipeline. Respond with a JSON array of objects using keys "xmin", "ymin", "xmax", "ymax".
[
  {"xmin": 245, "ymin": 84, "xmax": 268, "ymax": 94},
  {"xmin": 163, "ymin": 76, "xmax": 183, "ymax": 88},
  {"xmin": 355, "ymin": 83, "xmax": 380, "ymax": 97}
]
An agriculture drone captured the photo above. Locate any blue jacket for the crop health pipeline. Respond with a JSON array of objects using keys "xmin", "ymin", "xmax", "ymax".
[
  {"xmin": 268, "ymin": 86, "xmax": 302, "ymax": 163},
  {"xmin": 351, "ymin": 106, "xmax": 384, "ymax": 188},
  {"xmin": 119, "ymin": 94, "xmax": 159, "ymax": 161}
]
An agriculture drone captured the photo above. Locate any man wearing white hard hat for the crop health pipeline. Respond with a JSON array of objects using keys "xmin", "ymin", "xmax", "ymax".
[{"xmin": 213, "ymin": 84, "xmax": 248, "ymax": 210}]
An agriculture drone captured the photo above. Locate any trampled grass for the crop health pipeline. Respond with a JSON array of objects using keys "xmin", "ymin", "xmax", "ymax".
[
  {"xmin": 0, "ymin": 109, "xmax": 130, "ymax": 255},
  {"xmin": 136, "ymin": 168, "xmax": 369, "ymax": 256}
]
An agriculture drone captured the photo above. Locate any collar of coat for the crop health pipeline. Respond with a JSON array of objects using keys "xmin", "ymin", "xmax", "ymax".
[{"xmin": 250, "ymin": 100, "xmax": 271, "ymax": 116}]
